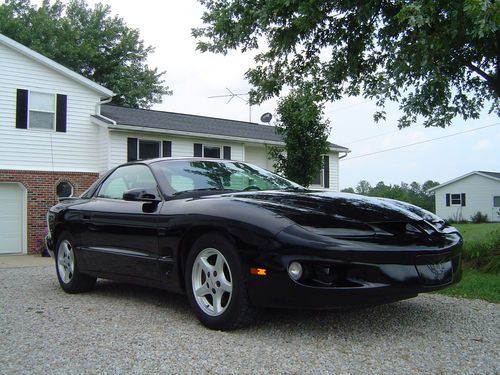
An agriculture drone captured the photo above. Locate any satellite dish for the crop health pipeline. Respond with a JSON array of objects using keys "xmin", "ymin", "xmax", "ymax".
[{"xmin": 260, "ymin": 112, "xmax": 272, "ymax": 123}]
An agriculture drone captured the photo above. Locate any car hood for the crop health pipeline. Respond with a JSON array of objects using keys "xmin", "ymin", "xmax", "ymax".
[
  {"xmin": 212, "ymin": 191, "xmax": 452, "ymax": 242},
  {"xmin": 223, "ymin": 191, "xmax": 422, "ymax": 223}
]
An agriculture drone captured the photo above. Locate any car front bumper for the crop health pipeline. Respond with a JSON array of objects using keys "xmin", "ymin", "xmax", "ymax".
[{"xmin": 247, "ymin": 249, "xmax": 462, "ymax": 310}]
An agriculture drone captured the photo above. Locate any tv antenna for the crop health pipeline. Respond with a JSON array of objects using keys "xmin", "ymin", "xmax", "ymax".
[{"xmin": 208, "ymin": 88, "xmax": 252, "ymax": 122}]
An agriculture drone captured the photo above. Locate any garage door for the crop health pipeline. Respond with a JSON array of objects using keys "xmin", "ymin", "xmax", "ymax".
[{"xmin": 0, "ymin": 183, "xmax": 24, "ymax": 254}]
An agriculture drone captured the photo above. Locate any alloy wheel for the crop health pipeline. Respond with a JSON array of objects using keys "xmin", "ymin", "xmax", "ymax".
[
  {"xmin": 191, "ymin": 247, "xmax": 233, "ymax": 316},
  {"xmin": 57, "ymin": 239, "xmax": 75, "ymax": 284}
]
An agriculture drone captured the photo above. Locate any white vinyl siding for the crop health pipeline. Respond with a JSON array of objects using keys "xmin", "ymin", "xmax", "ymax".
[
  {"xmin": 0, "ymin": 42, "xmax": 106, "ymax": 173},
  {"xmin": 433, "ymin": 174, "xmax": 500, "ymax": 222},
  {"xmin": 244, "ymin": 145, "xmax": 274, "ymax": 171}
]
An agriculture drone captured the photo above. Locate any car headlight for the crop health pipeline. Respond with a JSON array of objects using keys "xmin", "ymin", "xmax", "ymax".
[{"xmin": 288, "ymin": 261, "xmax": 303, "ymax": 281}]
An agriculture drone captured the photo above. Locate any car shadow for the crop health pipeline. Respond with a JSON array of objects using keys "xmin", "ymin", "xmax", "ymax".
[
  {"xmin": 247, "ymin": 297, "xmax": 462, "ymax": 339},
  {"xmin": 82, "ymin": 279, "xmax": 462, "ymax": 337},
  {"xmin": 90, "ymin": 279, "xmax": 191, "ymax": 313}
]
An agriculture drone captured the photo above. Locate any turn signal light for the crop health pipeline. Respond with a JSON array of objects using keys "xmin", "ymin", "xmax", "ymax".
[{"xmin": 250, "ymin": 267, "xmax": 267, "ymax": 276}]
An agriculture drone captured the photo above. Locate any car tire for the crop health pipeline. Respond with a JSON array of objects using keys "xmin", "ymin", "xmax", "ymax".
[
  {"xmin": 55, "ymin": 231, "xmax": 96, "ymax": 293},
  {"xmin": 185, "ymin": 233, "xmax": 257, "ymax": 330}
]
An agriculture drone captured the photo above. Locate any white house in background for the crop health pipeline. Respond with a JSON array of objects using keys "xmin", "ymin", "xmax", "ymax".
[
  {"xmin": 428, "ymin": 171, "xmax": 500, "ymax": 222},
  {"xmin": 0, "ymin": 33, "xmax": 349, "ymax": 254}
]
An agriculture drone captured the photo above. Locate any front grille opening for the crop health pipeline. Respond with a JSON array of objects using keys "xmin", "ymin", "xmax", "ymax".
[{"xmin": 299, "ymin": 262, "xmax": 386, "ymax": 288}]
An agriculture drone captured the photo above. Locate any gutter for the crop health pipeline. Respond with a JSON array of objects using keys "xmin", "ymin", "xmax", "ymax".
[{"xmin": 95, "ymin": 98, "xmax": 116, "ymax": 125}]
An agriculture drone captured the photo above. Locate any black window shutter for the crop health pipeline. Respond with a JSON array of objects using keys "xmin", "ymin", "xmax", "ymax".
[
  {"xmin": 461, "ymin": 193, "xmax": 466, "ymax": 206},
  {"xmin": 162, "ymin": 141, "xmax": 172, "ymax": 157},
  {"xmin": 223, "ymin": 146, "xmax": 231, "ymax": 160},
  {"xmin": 445, "ymin": 194, "xmax": 450, "ymax": 206},
  {"xmin": 127, "ymin": 138, "xmax": 138, "ymax": 161},
  {"xmin": 323, "ymin": 155, "xmax": 330, "ymax": 188},
  {"xmin": 194, "ymin": 143, "xmax": 202, "ymax": 157},
  {"xmin": 16, "ymin": 89, "xmax": 28, "ymax": 129},
  {"xmin": 55, "ymin": 94, "xmax": 67, "ymax": 132}
]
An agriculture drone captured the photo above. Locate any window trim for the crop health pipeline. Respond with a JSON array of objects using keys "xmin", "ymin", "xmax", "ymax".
[
  {"xmin": 27, "ymin": 91, "xmax": 56, "ymax": 131},
  {"xmin": 55, "ymin": 180, "xmax": 74, "ymax": 199}
]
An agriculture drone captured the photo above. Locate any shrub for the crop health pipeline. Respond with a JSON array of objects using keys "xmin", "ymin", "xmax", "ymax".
[
  {"xmin": 461, "ymin": 229, "xmax": 500, "ymax": 273},
  {"xmin": 470, "ymin": 211, "xmax": 489, "ymax": 223}
]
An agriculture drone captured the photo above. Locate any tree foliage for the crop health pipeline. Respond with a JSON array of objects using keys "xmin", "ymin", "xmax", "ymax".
[
  {"xmin": 268, "ymin": 88, "xmax": 330, "ymax": 187},
  {"xmin": 194, "ymin": 0, "xmax": 499, "ymax": 127},
  {"xmin": 341, "ymin": 179, "xmax": 440, "ymax": 212},
  {"xmin": 0, "ymin": 0, "xmax": 171, "ymax": 108}
]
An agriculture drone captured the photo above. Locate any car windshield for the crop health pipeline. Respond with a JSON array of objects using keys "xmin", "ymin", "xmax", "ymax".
[{"xmin": 151, "ymin": 159, "xmax": 305, "ymax": 194}]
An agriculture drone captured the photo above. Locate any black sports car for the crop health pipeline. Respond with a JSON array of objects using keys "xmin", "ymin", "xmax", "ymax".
[{"xmin": 45, "ymin": 158, "xmax": 462, "ymax": 330}]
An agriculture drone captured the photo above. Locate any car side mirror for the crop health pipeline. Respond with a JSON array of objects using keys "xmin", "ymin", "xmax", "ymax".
[{"xmin": 123, "ymin": 188, "xmax": 161, "ymax": 203}]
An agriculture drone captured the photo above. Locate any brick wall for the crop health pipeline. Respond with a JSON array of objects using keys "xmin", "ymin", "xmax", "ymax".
[{"xmin": 0, "ymin": 170, "xmax": 99, "ymax": 254}]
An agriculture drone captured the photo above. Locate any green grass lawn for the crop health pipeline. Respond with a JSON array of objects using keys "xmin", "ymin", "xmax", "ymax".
[
  {"xmin": 438, "ymin": 269, "xmax": 500, "ymax": 303},
  {"xmin": 435, "ymin": 223, "xmax": 499, "ymax": 303},
  {"xmin": 453, "ymin": 223, "xmax": 500, "ymax": 242}
]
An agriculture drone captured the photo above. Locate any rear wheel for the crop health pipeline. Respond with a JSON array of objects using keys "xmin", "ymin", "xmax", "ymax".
[
  {"xmin": 55, "ymin": 231, "xmax": 96, "ymax": 293},
  {"xmin": 185, "ymin": 233, "xmax": 256, "ymax": 330}
]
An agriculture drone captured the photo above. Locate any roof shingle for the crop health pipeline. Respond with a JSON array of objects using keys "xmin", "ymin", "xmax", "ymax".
[{"xmin": 100, "ymin": 105, "xmax": 348, "ymax": 150}]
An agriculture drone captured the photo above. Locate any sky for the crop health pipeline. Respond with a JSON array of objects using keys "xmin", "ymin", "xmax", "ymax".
[{"xmin": 75, "ymin": 0, "xmax": 500, "ymax": 189}]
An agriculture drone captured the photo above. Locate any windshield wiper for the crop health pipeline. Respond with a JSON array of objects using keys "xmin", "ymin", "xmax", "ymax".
[
  {"xmin": 283, "ymin": 186, "xmax": 309, "ymax": 192},
  {"xmin": 172, "ymin": 188, "xmax": 235, "ymax": 196}
]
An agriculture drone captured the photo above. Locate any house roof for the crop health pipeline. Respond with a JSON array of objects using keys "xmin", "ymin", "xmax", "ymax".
[
  {"xmin": 427, "ymin": 171, "xmax": 500, "ymax": 192},
  {"xmin": 0, "ymin": 33, "xmax": 113, "ymax": 98},
  {"xmin": 99, "ymin": 104, "xmax": 350, "ymax": 152}
]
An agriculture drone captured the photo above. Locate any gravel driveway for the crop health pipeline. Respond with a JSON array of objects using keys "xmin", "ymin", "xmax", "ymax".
[{"xmin": 0, "ymin": 266, "xmax": 498, "ymax": 374}]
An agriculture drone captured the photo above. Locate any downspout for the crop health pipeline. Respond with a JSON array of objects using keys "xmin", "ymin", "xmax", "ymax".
[
  {"xmin": 339, "ymin": 151, "xmax": 349, "ymax": 159},
  {"xmin": 95, "ymin": 96, "xmax": 116, "ymax": 125}
]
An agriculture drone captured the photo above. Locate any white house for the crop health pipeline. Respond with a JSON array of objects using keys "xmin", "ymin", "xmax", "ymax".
[
  {"xmin": 428, "ymin": 171, "xmax": 500, "ymax": 222},
  {"xmin": 0, "ymin": 33, "xmax": 349, "ymax": 254}
]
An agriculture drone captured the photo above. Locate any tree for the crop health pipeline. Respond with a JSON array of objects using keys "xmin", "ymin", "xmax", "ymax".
[
  {"xmin": 267, "ymin": 88, "xmax": 330, "ymax": 187},
  {"xmin": 0, "ymin": 0, "xmax": 171, "ymax": 108},
  {"xmin": 194, "ymin": 0, "xmax": 499, "ymax": 128},
  {"xmin": 343, "ymin": 179, "xmax": 440, "ymax": 212},
  {"xmin": 355, "ymin": 180, "xmax": 372, "ymax": 195}
]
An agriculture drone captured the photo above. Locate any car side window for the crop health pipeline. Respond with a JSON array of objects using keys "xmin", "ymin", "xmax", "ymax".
[{"xmin": 97, "ymin": 164, "xmax": 157, "ymax": 199}]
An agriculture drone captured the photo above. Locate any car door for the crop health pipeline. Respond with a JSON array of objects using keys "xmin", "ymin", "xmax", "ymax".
[{"xmin": 78, "ymin": 164, "xmax": 162, "ymax": 281}]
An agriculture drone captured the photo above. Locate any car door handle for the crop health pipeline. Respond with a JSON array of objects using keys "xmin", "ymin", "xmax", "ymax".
[{"xmin": 82, "ymin": 214, "xmax": 91, "ymax": 221}]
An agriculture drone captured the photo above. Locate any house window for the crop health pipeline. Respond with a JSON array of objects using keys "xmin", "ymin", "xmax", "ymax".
[
  {"xmin": 56, "ymin": 181, "xmax": 73, "ymax": 198},
  {"xmin": 451, "ymin": 194, "xmax": 462, "ymax": 205},
  {"xmin": 29, "ymin": 92, "xmax": 55, "ymax": 130},
  {"xmin": 311, "ymin": 169, "xmax": 323, "ymax": 186},
  {"xmin": 203, "ymin": 145, "xmax": 221, "ymax": 158},
  {"xmin": 193, "ymin": 143, "xmax": 231, "ymax": 159},
  {"xmin": 139, "ymin": 140, "xmax": 160, "ymax": 160},
  {"xmin": 446, "ymin": 193, "xmax": 466, "ymax": 206},
  {"xmin": 127, "ymin": 138, "xmax": 171, "ymax": 162},
  {"xmin": 310, "ymin": 156, "xmax": 330, "ymax": 188},
  {"xmin": 494, "ymin": 196, "xmax": 500, "ymax": 207}
]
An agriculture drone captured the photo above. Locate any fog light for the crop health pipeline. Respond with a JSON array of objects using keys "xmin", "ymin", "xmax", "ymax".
[{"xmin": 288, "ymin": 261, "xmax": 303, "ymax": 281}]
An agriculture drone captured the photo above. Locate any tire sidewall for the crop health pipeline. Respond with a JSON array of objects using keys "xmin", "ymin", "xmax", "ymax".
[{"xmin": 185, "ymin": 233, "xmax": 247, "ymax": 330}]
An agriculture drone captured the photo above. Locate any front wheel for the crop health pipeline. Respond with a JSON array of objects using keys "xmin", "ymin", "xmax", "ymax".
[
  {"xmin": 185, "ymin": 233, "xmax": 257, "ymax": 330},
  {"xmin": 55, "ymin": 231, "xmax": 96, "ymax": 293}
]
